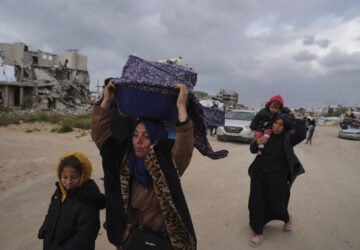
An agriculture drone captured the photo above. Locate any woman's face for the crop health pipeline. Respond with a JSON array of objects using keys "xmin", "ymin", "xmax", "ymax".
[
  {"xmin": 61, "ymin": 166, "xmax": 81, "ymax": 190},
  {"xmin": 272, "ymin": 119, "xmax": 285, "ymax": 135},
  {"xmin": 133, "ymin": 123, "xmax": 151, "ymax": 158}
]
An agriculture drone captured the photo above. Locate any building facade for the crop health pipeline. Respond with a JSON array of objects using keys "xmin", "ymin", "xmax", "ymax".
[{"xmin": 0, "ymin": 42, "xmax": 90, "ymax": 110}]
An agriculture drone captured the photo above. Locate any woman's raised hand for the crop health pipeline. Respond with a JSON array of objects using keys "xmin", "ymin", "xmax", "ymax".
[
  {"xmin": 101, "ymin": 79, "xmax": 117, "ymax": 109},
  {"xmin": 175, "ymin": 83, "xmax": 188, "ymax": 122},
  {"xmin": 290, "ymin": 110, "xmax": 298, "ymax": 119}
]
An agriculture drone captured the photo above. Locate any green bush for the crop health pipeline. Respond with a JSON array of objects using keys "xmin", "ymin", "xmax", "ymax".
[
  {"xmin": 26, "ymin": 128, "xmax": 41, "ymax": 133},
  {"xmin": 20, "ymin": 112, "xmax": 50, "ymax": 123},
  {"xmin": 50, "ymin": 128, "xmax": 59, "ymax": 133},
  {"xmin": 51, "ymin": 123, "xmax": 73, "ymax": 133},
  {"xmin": 33, "ymin": 112, "xmax": 50, "ymax": 122},
  {"xmin": 74, "ymin": 119, "xmax": 91, "ymax": 130},
  {"xmin": 48, "ymin": 114, "xmax": 64, "ymax": 124},
  {"xmin": 0, "ymin": 111, "xmax": 92, "ymax": 130},
  {"xmin": 0, "ymin": 105, "xmax": 13, "ymax": 114},
  {"xmin": 0, "ymin": 113, "xmax": 20, "ymax": 126},
  {"xmin": 58, "ymin": 121, "xmax": 74, "ymax": 133}
]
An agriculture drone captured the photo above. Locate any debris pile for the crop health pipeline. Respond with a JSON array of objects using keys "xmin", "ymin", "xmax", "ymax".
[
  {"xmin": 0, "ymin": 42, "xmax": 91, "ymax": 113},
  {"xmin": 158, "ymin": 57, "xmax": 193, "ymax": 70},
  {"xmin": 194, "ymin": 89, "xmax": 247, "ymax": 112}
]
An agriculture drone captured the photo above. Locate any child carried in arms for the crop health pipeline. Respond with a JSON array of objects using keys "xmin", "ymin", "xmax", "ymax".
[{"xmin": 250, "ymin": 95, "xmax": 292, "ymax": 154}]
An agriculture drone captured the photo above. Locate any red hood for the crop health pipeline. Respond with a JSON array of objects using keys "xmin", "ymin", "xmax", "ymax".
[{"xmin": 266, "ymin": 95, "xmax": 284, "ymax": 108}]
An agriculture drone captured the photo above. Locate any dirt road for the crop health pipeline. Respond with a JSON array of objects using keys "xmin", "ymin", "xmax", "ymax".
[{"xmin": 0, "ymin": 123, "xmax": 359, "ymax": 249}]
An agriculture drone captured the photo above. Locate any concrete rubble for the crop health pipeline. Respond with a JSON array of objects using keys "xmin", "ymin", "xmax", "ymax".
[
  {"xmin": 194, "ymin": 89, "xmax": 247, "ymax": 112},
  {"xmin": 0, "ymin": 42, "xmax": 92, "ymax": 114},
  {"xmin": 158, "ymin": 57, "xmax": 193, "ymax": 70}
]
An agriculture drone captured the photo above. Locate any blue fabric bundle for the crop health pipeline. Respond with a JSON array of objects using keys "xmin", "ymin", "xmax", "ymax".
[{"xmin": 114, "ymin": 55, "xmax": 228, "ymax": 160}]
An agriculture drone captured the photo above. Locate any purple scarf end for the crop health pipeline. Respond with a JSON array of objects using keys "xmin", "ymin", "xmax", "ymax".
[{"xmin": 200, "ymin": 149, "xmax": 229, "ymax": 160}]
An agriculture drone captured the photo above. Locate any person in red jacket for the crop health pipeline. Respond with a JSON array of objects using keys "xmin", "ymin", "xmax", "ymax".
[{"xmin": 250, "ymin": 95, "xmax": 291, "ymax": 154}]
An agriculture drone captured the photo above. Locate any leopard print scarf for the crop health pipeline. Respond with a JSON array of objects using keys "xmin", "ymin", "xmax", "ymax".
[{"xmin": 120, "ymin": 146, "xmax": 196, "ymax": 249}]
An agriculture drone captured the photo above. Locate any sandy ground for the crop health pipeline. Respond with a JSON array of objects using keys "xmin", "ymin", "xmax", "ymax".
[{"xmin": 0, "ymin": 123, "xmax": 359, "ymax": 250}]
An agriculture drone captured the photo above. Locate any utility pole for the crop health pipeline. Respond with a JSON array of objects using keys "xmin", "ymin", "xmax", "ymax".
[{"xmin": 95, "ymin": 80, "xmax": 102, "ymax": 94}]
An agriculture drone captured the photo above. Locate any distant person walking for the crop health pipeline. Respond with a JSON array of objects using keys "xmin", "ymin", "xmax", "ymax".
[
  {"xmin": 306, "ymin": 118, "xmax": 316, "ymax": 145},
  {"xmin": 247, "ymin": 111, "xmax": 306, "ymax": 247}
]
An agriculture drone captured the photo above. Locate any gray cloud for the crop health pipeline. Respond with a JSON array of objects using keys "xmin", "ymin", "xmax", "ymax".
[
  {"xmin": 303, "ymin": 35, "xmax": 330, "ymax": 48},
  {"xmin": 315, "ymin": 39, "xmax": 331, "ymax": 48},
  {"xmin": 293, "ymin": 50, "xmax": 318, "ymax": 61},
  {"xmin": 320, "ymin": 48, "xmax": 360, "ymax": 70},
  {"xmin": 303, "ymin": 35, "xmax": 315, "ymax": 45}
]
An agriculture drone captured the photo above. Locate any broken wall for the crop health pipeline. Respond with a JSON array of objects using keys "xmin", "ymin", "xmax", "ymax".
[
  {"xmin": 58, "ymin": 53, "xmax": 87, "ymax": 71},
  {"xmin": 0, "ymin": 58, "xmax": 16, "ymax": 82},
  {"xmin": 0, "ymin": 42, "xmax": 25, "ymax": 66},
  {"xmin": 0, "ymin": 42, "xmax": 91, "ymax": 111}
]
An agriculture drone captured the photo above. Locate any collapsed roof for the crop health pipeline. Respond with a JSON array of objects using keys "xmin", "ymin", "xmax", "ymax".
[{"xmin": 0, "ymin": 42, "xmax": 91, "ymax": 111}]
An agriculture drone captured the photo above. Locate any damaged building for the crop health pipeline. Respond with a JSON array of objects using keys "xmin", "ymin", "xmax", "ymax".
[
  {"xmin": 0, "ymin": 42, "xmax": 91, "ymax": 111},
  {"xmin": 194, "ymin": 89, "xmax": 246, "ymax": 112},
  {"xmin": 215, "ymin": 89, "xmax": 238, "ymax": 107}
]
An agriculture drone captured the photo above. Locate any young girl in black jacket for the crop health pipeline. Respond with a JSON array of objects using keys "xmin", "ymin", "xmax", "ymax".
[{"xmin": 38, "ymin": 152, "xmax": 105, "ymax": 250}]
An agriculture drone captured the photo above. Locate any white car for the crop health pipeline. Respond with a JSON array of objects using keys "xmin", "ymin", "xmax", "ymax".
[
  {"xmin": 338, "ymin": 128, "xmax": 360, "ymax": 140},
  {"xmin": 216, "ymin": 110, "xmax": 256, "ymax": 142},
  {"xmin": 338, "ymin": 119, "xmax": 360, "ymax": 140}
]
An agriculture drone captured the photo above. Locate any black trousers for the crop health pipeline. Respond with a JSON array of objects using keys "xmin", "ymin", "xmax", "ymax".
[{"xmin": 248, "ymin": 175, "xmax": 290, "ymax": 235}]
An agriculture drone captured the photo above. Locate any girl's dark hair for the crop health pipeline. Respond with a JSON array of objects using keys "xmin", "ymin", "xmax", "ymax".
[
  {"xmin": 59, "ymin": 155, "xmax": 82, "ymax": 176},
  {"xmin": 270, "ymin": 101, "xmax": 282, "ymax": 109}
]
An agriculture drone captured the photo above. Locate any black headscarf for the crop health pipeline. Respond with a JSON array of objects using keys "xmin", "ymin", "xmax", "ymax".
[{"xmin": 275, "ymin": 113, "xmax": 293, "ymax": 133}]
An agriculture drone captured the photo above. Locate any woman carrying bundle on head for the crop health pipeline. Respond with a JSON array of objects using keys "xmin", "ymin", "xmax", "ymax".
[{"xmin": 92, "ymin": 79, "xmax": 196, "ymax": 250}]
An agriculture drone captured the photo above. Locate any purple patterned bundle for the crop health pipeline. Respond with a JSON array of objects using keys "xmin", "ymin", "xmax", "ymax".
[
  {"xmin": 202, "ymin": 106, "xmax": 225, "ymax": 127},
  {"xmin": 115, "ymin": 55, "xmax": 196, "ymax": 92},
  {"xmin": 114, "ymin": 55, "xmax": 228, "ymax": 160}
]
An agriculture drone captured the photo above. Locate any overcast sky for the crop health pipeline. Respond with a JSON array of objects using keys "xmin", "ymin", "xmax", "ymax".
[{"xmin": 1, "ymin": 0, "xmax": 359, "ymax": 108}]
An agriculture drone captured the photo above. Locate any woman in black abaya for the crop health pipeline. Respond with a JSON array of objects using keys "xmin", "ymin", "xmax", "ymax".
[{"xmin": 248, "ymin": 112, "xmax": 306, "ymax": 247}]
